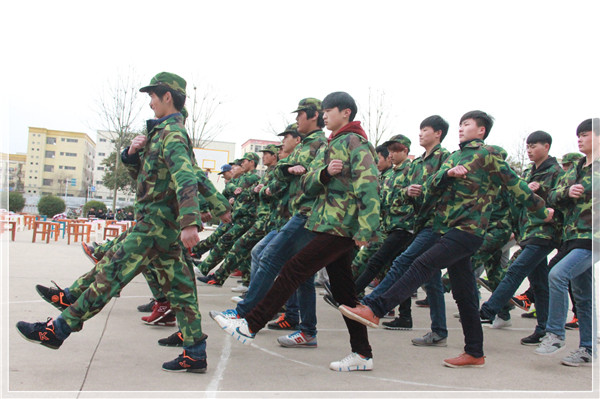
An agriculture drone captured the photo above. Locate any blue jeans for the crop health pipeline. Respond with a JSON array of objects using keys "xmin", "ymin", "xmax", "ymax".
[
  {"xmin": 546, "ymin": 248, "xmax": 594, "ymax": 350},
  {"xmin": 250, "ymin": 230, "xmax": 278, "ymax": 281},
  {"xmin": 480, "ymin": 244, "xmax": 552, "ymax": 335},
  {"xmin": 364, "ymin": 228, "xmax": 447, "ymax": 338},
  {"xmin": 237, "ymin": 214, "xmax": 317, "ymax": 335}
]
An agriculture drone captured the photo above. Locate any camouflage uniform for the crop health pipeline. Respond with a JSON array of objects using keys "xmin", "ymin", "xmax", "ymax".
[
  {"xmin": 58, "ymin": 107, "xmax": 207, "ymax": 350},
  {"xmin": 197, "ymin": 153, "xmax": 260, "ymax": 275}
]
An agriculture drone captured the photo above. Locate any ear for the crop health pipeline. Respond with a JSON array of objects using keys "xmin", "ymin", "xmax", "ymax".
[
  {"xmin": 342, "ymin": 108, "xmax": 352, "ymax": 119},
  {"xmin": 163, "ymin": 91, "xmax": 173, "ymax": 104}
]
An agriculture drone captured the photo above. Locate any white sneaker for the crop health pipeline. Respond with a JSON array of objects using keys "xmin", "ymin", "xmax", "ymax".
[
  {"xmin": 535, "ymin": 332, "xmax": 565, "ymax": 355},
  {"xmin": 491, "ymin": 317, "xmax": 512, "ymax": 329},
  {"xmin": 231, "ymin": 285, "xmax": 248, "ymax": 293},
  {"xmin": 214, "ymin": 316, "xmax": 255, "ymax": 345},
  {"xmin": 329, "ymin": 352, "xmax": 373, "ymax": 372},
  {"xmin": 277, "ymin": 330, "xmax": 317, "ymax": 348},
  {"xmin": 209, "ymin": 309, "xmax": 238, "ymax": 320},
  {"xmin": 562, "ymin": 347, "xmax": 593, "ymax": 367},
  {"xmin": 231, "ymin": 296, "xmax": 244, "ymax": 304},
  {"xmin": 193, "ymin": 266, "xmax": 204, "ymax": 278}
]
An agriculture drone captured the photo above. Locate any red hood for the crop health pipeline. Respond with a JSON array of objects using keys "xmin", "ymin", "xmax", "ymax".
[{"xmin": 328, "ymin": 121, "xmax": 368, "ymax": 142}]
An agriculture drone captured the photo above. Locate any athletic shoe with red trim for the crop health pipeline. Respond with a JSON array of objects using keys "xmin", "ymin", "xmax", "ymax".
[
  {"xmin": 142, "ymin": 301, "xmax": 174, "ymax": 325},
  {"xmin": 158, "ymin": 331, "xmax": 184, "ymax": 347},
  {"xmin": 16, "ymin": 317, "xmax": 64, "ymax": 349},
  {"xmin": 267, "ymin": 314, "xmax": 299, "ymax": 330},
  {"xmin": 81, "ymin": 242, "xmax": 99, "ymax": 264},
  {"xmin": 36, "ymin": 281, "xmax": 72, "ymax": 311},
  {"xmin": 162, "ymin": 350, "xmax": 207, "ymax": 373},
  {"xmin": 510, "ymin": 293, "xmax": 532, "ymax": 311}
]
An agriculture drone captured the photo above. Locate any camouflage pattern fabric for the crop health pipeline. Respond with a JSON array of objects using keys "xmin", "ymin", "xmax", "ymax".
[
  {"xmin": 427, "ymin": 139, "xmax": 549, "ymax": 238},
  {"xmin": 380, "ymin": 159, "xmax": 413, "ymax": 233},
  {"xmin": 196, "ymin": 218, "xmax": 254, "ymax": 275},
  {"xmin": 192, "ymin": 222, "xmax": 229, "ymax": 257},
  {"xmin": 302, "ymin": 128, "xmax": 380, "ymax": 242},
  {"xmin": 350, "ymin": 232, "xmax": 384, "ymax": 279}
]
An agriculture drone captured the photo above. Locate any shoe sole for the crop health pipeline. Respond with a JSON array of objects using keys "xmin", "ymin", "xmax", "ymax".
[
  {"xmin": 412, "ymin": 341, "xmax": 447, "ymax": 347},
  {"xmin": 142, "ymin": 309, "xmax": 173, "ymax": 325},
  {"xmin": 535, "ymin": 346, "xmax": 565, "ymax": 355},
  {"xmin": 415, "ymin": 304, "xmax": 429, "ymax": 308},
  {"xmin": 231, "ymin": 297, "xmax": 243, "ymax": 304},
  {"xmin": 329, "ymin": 365, "xmax": 373, "ymax": 372},
  {"xmin": 383, "ymin": 326, "xmax": 412, "ymax": 330},
  {"xmin": 81, "ymin": 243, "xmax": 99, "ymax": 265},
  {"xmin": 509, "ymin": 299, "xmax": 530, "ymax": 311},
  {"xmin": 213, "ymin": 315, "xmax": 254, "ymax": 345},
  {"xmin": 443, "ymin": 361, "xmax": 484, "ymax": 368},
  {"xmin": 15, "ymin": 325, "xmax": 61, "ymax": 350},
  {"xmin": 35, "ymin": 286, "xmax": 69, "ymax": 312},
  {"xmin": 338, "ymin": 306, "xmax": 379, "ymax": 329},
  {"xmin": 520, "ymin": 341, "xmax": 542, "ymax": 346},
  {"xmin": 561, "ymin": 360, "xmax": 591, "ymax": 367},
  {"xmin": 476, "ymin": 278, "xmax": 492, "ymax": 293},
  {"xmin": 162, "ymin": 367, "xmax": 207, "ymax": 373},
  {"xmin": 278, "ymin": 342, "xmax": 318, "ymax": 348},
  {"xmin": 158, "ymin": 342, "xmax": 183, "ymax": 347}
]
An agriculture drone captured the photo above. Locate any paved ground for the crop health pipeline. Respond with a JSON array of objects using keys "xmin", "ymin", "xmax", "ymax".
[{"xmin": 2, "ymin": 227, "xmax": 598, "ymax": 398}]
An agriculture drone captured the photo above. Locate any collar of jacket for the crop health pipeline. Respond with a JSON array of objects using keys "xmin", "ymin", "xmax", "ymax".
[
  {"xmin": 459, "ymin": 138, "xmax": 484, "ymax": 150},
  {"xmin": 393, "ymin": 158, "xmax": 411, "ymax": 171},
  {"xmin": 529, "ymin": 156, "xmax": 559, "ymax": 175},
  {"xmin": 328, "ymin": 121, "xmax": 368, "ymax": 142},
  {"xmin": 421, "ymin": 143, "xmax": 442, "ymax": 160},
  {"xmin": 301, "ymin": 129, "xmax": 324, "ymax": 142},
  {"xmin": 146, "ymin": 112, "xmax": 183, "ymax": 136}
]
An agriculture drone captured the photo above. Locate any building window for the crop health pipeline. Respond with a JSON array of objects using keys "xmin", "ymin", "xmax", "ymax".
[
  {"xmin": 96, "ymin": 180, "xmax": 102, "ymax": 185},
  {"xmin": 59, "ymin": 165, "xmax": 63, "ymax": 169},
  {"xmin": 45, "ymin": 151, "xmax": 55, "ymax": 158},
  {"xmin": 64, "ymin": 166, "xmax": 76, "ymax": 170},
  {"xmin": 99, "ymin": 138, "xmax": 107, "ymax": 142},
  {"xmin": 65, "ymin": 152, "xmax": 77, "ymax": 157},
  {"xmin": 98, "ymin": 152, "xmax": 105, "ymax": 156},
  {"xmin": 44, "ymin": 165, "xmax": 54, "ymax": 172},
  {"xmin": 42, "ymin": 179, "xmax": 53, "ymax": 186},
  {"xmin": 66, "ymin": 138, "xmax": 78, "ymax": 143},
  {"xmin": 97, "ymin": 166, "xmax": 104, "ymax": 171},
  {"xmin": 46, "ymin": 137, "xmax": 56, "ymax": 145}
]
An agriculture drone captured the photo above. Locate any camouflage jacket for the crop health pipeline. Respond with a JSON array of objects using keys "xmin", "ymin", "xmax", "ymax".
[
  {"xmin": 380, "ymin": 159, "xmax": 413, "ymax": 233},
  {"xmin": 427, "ymin": 139, "xmax": 548, "ymax": 238},
  {"xmin": 516, "ymin": 157, "xmax": 564, "ymax": 247},
  {"xmin": 393, "ymin": 144, "xmax": 451, "ymax": 233},
  {"xmin": 274, "ymin": 129, "xmax": 328, "ymax": 216},
  {"xmin": 222, "ymin": 178, "xmax": 238, "ymax": 200},
  {"xmin": 264, "ymin": 156, "xmax": 292, "ymax": 230},
  {"xmin": 547, "ymin": 157, "xmax": 593, "ymax": 247},
  {"xmin": 231, "ymin": 170, "xmax": 260, "ymax": 220},
  {"xmin": 195, "ymin": 167, "xmax": 231, "ymax": 218},
  {"xmin": 122, "ymin": 113, "xmax": 202, "ymax": 231},
  {"xmin": 302, "ymin": 123, "xmax": 380, "ymax": 242},
  {"xmin": 254, "ymin": 165, "xmax": 277, "ymax": 230}
]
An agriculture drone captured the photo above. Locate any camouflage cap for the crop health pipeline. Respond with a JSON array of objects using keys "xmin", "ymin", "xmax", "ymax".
[
  {"xmin": 229, "ymin": 159, "xmax": 242, "ymax": 166},
  {"xmin": 276, "ymin": 123, "xmax": 301, "ymax": 138},
  {"xmin": 489, "ymin": 145, "xmax": 508, "ymax": 160},
  {"xmin": 382, "ymin": 134, "xmax": 411, "ymax": 152},
  {"xmin": 260, "ymin": 144, "xmax": 280, "ymax": 155},
  {"xmin": 292, "ymin": 98, "xmax": 322, "ymax": 113},
  {"xmin": 561, "ymin": 152, "xmax": 583, "ymax": 164},
  {"xmin": 242, "ymin": 152, "xmax": 260, "ymax": 164},
  {"xmin": 139, "ymin": 72, "xmax": 187, "ymax": 96},
  {"xmin": 217, "ymin": 164, "xmax": 232, "ymax": 175}
]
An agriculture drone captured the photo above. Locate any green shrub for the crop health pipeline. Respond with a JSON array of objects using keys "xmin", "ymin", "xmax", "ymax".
[
  {"xmin": 83, "ymin": 200, "xmax": 107, "ymax": 217},
  {"xmin": 9, "ymin": 192, "xmax": 25, "ymax": 213},
  {"xmin": 37, "ymin": 195, "xmax": 66, "ymax": 217}
]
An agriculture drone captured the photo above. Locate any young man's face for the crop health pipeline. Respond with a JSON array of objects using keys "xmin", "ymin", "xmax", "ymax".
[
  {"xmin": 295, "ymin": 110, "xmax": 314, "ymax": 135},
  {"xmin": 241, "ymin": 159, "xmax": 254, "ymax": 172},
  {"xmin": 577, "ymin": 130, "xmax": 594, "ymax": 155},
  {"xmin": 323, "ymin": 107, "xmax": 349, "ymax": 133},
  {"xmin": 388, "ymin": 149, "xmax": 408, "ymax": 165},
  {"xmin": 231, "ymin": 164, "xmax": 243, "ymax": 177},
  {"xmin": 526, "ymin": 142, "xmax": 550, "ymax": 163},
  {"xmin": 222, "ymin": 170, "xmax": 233, "ymax": 180},
  {"xmin": 561, "ymin": 163, "xmax": 573, "ymax": 172},
  {"xmin": 419, "ymin": 126, "xmax": 441, "ymax": 148},
  {"xmin": 278, "ymin": 148, "xmax": 289, "ymax": 159},
  {"xmin": 262, "ymin": 152, "xmax": 277, "ymax": 166},
  {"xmin": 149, "ymin": 92, "xmax": 170, "ymax": 119},
  {"xmin": 458, "ymin": 118, "xmax": 486, "ymax": 143},
  {"xmin": 376, "ymin": 153, "xmax": 391, "ymax": 172},
  {"xmin": 281, "ymin": 134, "xmax": 300, "ymax": 154}
]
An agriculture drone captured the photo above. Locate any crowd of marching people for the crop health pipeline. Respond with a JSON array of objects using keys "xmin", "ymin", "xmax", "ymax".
[{"xmin": 16, "ymin": 71, "xmax": 597, "ymax": 374}]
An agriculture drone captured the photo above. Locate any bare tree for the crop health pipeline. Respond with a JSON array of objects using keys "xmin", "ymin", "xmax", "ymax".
[
  {"xmin": 507, "ymin": 133, "xmax": 529, "ymax": 176},
  {"xmin": 264, "ymin": 111, "xmax": 294, "ymax": 138},
  {"xmin": 360, "ymin": 87, "xmax": 392, "ymax": 147},
  {"xmin": 186, "ymin": 82, "xmax": 225, "ymax": 148},
  {"xmin": 95, "ymin": 68, "xmax": 145, "ymax": 211}
]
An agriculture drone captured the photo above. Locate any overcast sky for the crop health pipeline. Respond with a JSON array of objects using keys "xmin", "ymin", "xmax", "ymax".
[{"xmin": 3, "ymin": 0, "xmax": 598, "ymax": 160}]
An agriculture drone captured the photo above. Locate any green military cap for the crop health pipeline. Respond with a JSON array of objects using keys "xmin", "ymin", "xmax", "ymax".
[
  {"xmin": 292, "ymin": 98, "xmax": 322, "ymax": 113},
  {"xmin": 260, "ymin": 144, "xmax": 280, "ymax": 155},
  {"xmin": 139, "ymin": 72, "xmax": 187, "ymax": 96},
  {"xmin": 382, "ymin": 134, "xmax": 411, "ymax": 152},
  {"xmin": 561, "ymin": 152, "xmax": 583, "ymax": 164},
  {"xmin": 242, "ymin": 152, "xmax": 260, "ymax": 164},
  {"xmin": 277, "ymin": 123, "xmax": 301, "ymax": 138},
  {"xmin": 229, "ymin": 159, "xmax": 242, "ymax": 166},
  {"xmin": 489, "ymin": 145, "xmax": 508, "ymax": 160}
]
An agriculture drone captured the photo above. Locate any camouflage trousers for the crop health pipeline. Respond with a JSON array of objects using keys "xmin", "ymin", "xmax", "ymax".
[
  {"xmin": 350, "ymin": 231, "xmax": 384, "ymax": 280},
  {"xmin": 197, "ymin": 217, "xmax": 255, "ymax": 276},
  {"xmin": 213, "ymin": 220, "xmax": 269, "ymax": 284},
  {"xmin": 192, "ymin": 223, "xmax": 230, "ymax": 257},
  {"xmin": 60, "ymin": 219, "xmax": 204, "ymax": 347}
]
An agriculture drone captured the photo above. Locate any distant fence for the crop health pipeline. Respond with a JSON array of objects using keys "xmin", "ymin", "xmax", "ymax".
[{"xmin": 23, "ymin": 195, "xmax": 133, "ymax": 215}]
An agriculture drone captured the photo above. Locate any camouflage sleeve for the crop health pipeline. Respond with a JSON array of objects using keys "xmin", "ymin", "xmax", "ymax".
[
  {"xmin": 196, "ymin": 169, "xmax": 231, "ymax": 217},
  {"xmin": 121, "ymin": 147, "xmax": 141, "ymax": 180},
  {"xmin": 547, "ymin": 167, "xmax": 576, "ymax": 209},
  {"xmin": 536, "ymin": 166, "xmax": 564, "ymax": 201},
  {"xmin": 349, "ymin": 140, "xmax": 381, "ymax": 242},
  {"xmin": 163, "ymin": 131, "xmax": 202, "ymax": 230},
  {"xmin": 300, "ymin": 147, "xmax": 327, "ymax": 198}
]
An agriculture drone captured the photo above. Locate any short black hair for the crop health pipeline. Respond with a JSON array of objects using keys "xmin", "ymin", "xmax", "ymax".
[
  {"xmin": 322, "ymin": 92, "xmax": 357, "ymax": 121},
  {"xmin": 302, "ymin": 108, "xmax": 325, "ymax": 128},
  {"xmin": 420, "ymin": 115, "xmax": 449, "ymax": 142},
  {"xmin": 460, "ymin": 110, "xmax": 494, "ymax": 139},
  {"xmin": 526, "ymin": 130, "xmax": 552, "ymax": 147},
  {"xmin": 151, "ymin": 85, "xmax": 186, "ymax": 112},
  {"xmin": 375, "ymin": 144, "xmax": 389, "ymax": 159},
  {"xmin": 576, "ymin": 118, "xmax": 593, "ymax": 136}
]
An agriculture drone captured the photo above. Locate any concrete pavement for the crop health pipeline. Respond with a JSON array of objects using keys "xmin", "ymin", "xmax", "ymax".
[{"xmin": 2, "ymin": 227, "xmax": 598, "ymax": 398}]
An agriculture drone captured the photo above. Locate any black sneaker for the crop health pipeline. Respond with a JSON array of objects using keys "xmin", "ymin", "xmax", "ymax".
[
  {"xmin": 521, "ymin": 331, "xmax": 545, "ymax": 346},
  {"xmin": 137, "ymin": 298, "xmax": 157, "ymax": 313},
  {"xmin": 382, "ymin": 316, "xmax": 413, "ymax": 330},
  {"xmin": 36, "ymin": 281, "xmax": 72, "ymax": 311},
  {"xmin": 158, "ymin": 331, "xmax": 184, "ymax": 347},
  {"xmin": 16, "ymin": 318, "xmax": 64, "ymax": 349},
  {"xmin": 415, "ymin": 298, "xmax": 429, "ymax": 307},
  {"xmin": 162, "ymin": 350, "xmax": 207, "ymax": 373},
  {"xmin": 521, "ymin": 309, "xmax": 537, "ymax": 319},
  {"xmin": 323, "ymin": 294, "xmax": 339, "ymax": 310},
  {"xmin": 479, "ymin": 309, "xmax": 493, "ymax": 324},
  {"xmin": 267, "ymin": 314, "xmax": 299, "ymax": 330}
]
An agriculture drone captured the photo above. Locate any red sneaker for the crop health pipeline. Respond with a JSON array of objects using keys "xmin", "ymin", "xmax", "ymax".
[
  {"xmin": 142, "ymin": 301, "xmax": 173, "ymax": 325},
  {"xmin": 231, "ymin": 269, "xmax": 242, "ymax": 277},
  {"xmin": 338, "ymin": 304, "xmax": 380, "ymax": 328},
  {"xmin": 443, "ymin": 353, "xmax": 485, "ymax": 368}
]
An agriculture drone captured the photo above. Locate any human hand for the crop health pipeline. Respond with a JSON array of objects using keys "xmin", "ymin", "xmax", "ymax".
[
  {"xmin": 528, "ymin": 182, "xmax": 540, "ymax": 192},
  {"xmin": 407, "ymin": 184, "xmax": 422, "ymax": 197},
  {"xmin": 288, "ymin": 165, "xmax": 307, "ymax": 175},
  {"xmin": 543, "ymin": 208, "xmax": 554, "ymax": 223},
  {"xmin": 200, "ymin": 212, "xmax": 212, "ymax": 223},
  {"xmin": 234, "ymin": 187, "xmax": 242, "ymax": 195},
  {"xmin": 447, "ymin": 165, "xmax": 468, "ymax": 178},
  {"xmin": 219, "ymin": 211, "xmax": 232, "ymax": 224},
  {"xmin": 327, "ymin": 159, "xmax": 343, "ymax": 176},
  {"xmin": 254, "ymin": 184, "xmax": 264, "ymax": 193},
  {"xmin": 181, "ymin": 226, "xmax": 200, "ymax": 249},
  {"xmin": 568, "ymin": 184, "xmax": 584, "ymax": 198}
]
